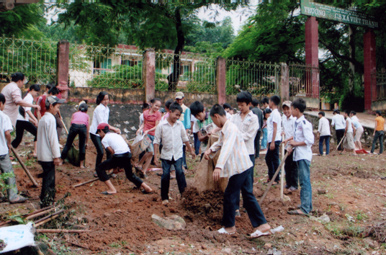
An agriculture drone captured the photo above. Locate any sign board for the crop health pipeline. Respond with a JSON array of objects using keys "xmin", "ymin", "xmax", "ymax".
[{"xmin": 301, "ymin": 0, "xmax": 378, "ymax": 28}]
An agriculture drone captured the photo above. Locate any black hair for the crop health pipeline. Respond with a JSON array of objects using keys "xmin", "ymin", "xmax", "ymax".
[
  {"xmin": 141, "ymin": 102, "xmax": 150, "ymax": 110},
  {"xmin": 209, "ymin": 104, "xmax": 226, "ymax": 117},
  {"xmin": 345, "ymin": 110, "xmax": 350, "ymax": 115},
  {"xmin": 318, "ymin": 111, "xmax": 325, "ymax": 117},
  {"xmin": 46, "ymin": 82, "xmax": 55, "ymax": 91},
  {"xmin": 333, "ymin": 109, "xmax": 340, "ymax": 114},
  {"xmin": 190, "ymin": 101, "xmax": 205, "ymax": 117},
  {"xmin": 150, "ymin": 98, "xmax": 161, "ymax": 104},
  {"xmin": 350, "ymin": 111, "xmax": 356, "ymax": 115},
  {"xmin": 29, "ymin": 84, "xmax": 40, "ymax": 92},
  {"xmin": 291, "ymin": 98, "xmax": 306, "ymax": 113},
  {"xmin": 96, "ymin": 91, "xmax": 108, "ymax": 105},
  {"xmin": 236, "ymin": 91, "xmax": 252, "ymax": 104},
  {"xmin": 223, "ymin": 103, "xmax": 232, "ymax": 110},
  {"xmin": 0, "ymin": 93, "xmax": 5, "ymax": 104},
  {"xmin": 376, "ymin": 110, "xmax": 382, "ymax": 116},
  {"xmin": 262, "ymin": 97, "xmax": 269, "ymax": 105},
  {"xmin": 11, "ymin": 72, "xmax": 25, "ymax": 82},
  {"xmin": 165, "ymin": 99, "xmax": 173, "ymax": 110},
  {"xmin": 79, "ymin": 103, "xmax": 88, "ymax": 112},
  {"xmin": 48, "ymin": 87, "xmax": 60, "ymax": 96},
  {"xmin": 270, "ymin": 95, "xmax": 280, "ymax": 106},
  {"xmin": 169, "ymin": 102, "xmax": 183, "ymax": 113},
  {"xmin": 263, "ymin": 108, "xmax": 272, "ymax": 120},
  {"xmin": 252, "ymin": 99, "xmax": 259, "ymax": 107}
]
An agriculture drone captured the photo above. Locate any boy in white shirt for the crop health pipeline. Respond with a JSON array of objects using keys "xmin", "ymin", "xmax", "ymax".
[
  {"xmin": 0, "ymin": 93, "xmax": 27, "ymax": 204},
  {"xmin": 317, "ymin": 111, "xmax": 331, "ymax": 155},
  {"xmin": 203, "ymin": 104, "xmax": 271, "ymax": 237},
  {"xmin": 331, "ymin": 109, "xmax": 346, "ymax": 151},
  {"xmin": 288, "ymin": 98, "xmax": 314, "ymax": 216},
  {"xmin": 37, "ymin": 96, "xmax": 64, "ymax": 208},
  {"xmin": 343, "ymin": 110, "xmax": 356, "ymax": 155},
  {"xmin": 265, "ymin": 95, "xmax": 282, "ymax": 184},
  {"xmin": 96, "ymin": 123, "xmax": 153, "ymax": 195},
  {"xmin": 282, "ymin": 101, "xmax": 297, "ymax": 191},
  {"xmin": 154, "ymin": 103, "xmax": 195, "ymax": 205}
]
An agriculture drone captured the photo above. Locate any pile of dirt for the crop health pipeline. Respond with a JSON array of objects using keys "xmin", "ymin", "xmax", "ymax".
[
  {"xmin": 364, "ymin": 221, "xmax": 386, "ymax": 243},
  {"xmin": 182, "ymin": 187, "xmax": 223, "ymax": 220}
]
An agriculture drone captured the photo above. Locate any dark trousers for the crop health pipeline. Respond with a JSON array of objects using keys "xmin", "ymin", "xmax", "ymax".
[
  {"xmin": 265, "ymin": 141, "xmax": 281, "ymax": 182},
  {"xmin": 319, "ymin": 135, "xmax": 330, "ymax": 155},
  {"xmin": 161, "ymin": 157, "xmax": 186, "ymax": 200},
  {"xmin": 55, "ymin": 113, "xmax": 63, "ymax": 141},
  {"xmin": 193, "ymin": 133, "xmax": 200, "ymax": 155},
  {"xmin": 222, "ymin": 169, "xmax": 267, "ymax": 228},
  {"xmin": 96, "ymin": 152, "xmax": 143, "ymax": 187},
  {"xmin": 90, "ymin": 133, "xmax": 111, "ymax": 169},
  {"xmin": 236, "ymin": 155, "xmax": 255, "ymax": 210},
  {"xmin": 182, "ymin": 145, "xmax": 187, "ymax": 169},
  {"xmin": 39, "ymin": 161, "xmax": 56, "ymax": 208},
  {"xmin": 61, "ymin": 124, "xmax": 87, "ymax": 161},
  {"xmin": 336, "ymin": 129, "xmax": 345, "ymax": 151},
  {"xmin": 371, "ymin": 130, "xmax": 384, "ymax": 154},
  {"xmin": 284, "ymin": 149, "xmax": 298, "ymax": 189},
  {"xmin": 254, "ymin": 131, "xmax": 261, "ymax": 158},
  {"xmin": 11, "ymin": 120, "xmax": 37, "ymax": 148}
]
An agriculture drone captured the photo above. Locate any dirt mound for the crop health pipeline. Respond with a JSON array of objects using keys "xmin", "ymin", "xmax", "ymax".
[{"xmin": 364, "ymin": 221, "xmax": 386, "ymax": 243}]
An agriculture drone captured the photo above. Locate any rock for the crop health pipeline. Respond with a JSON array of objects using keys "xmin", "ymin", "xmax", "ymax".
[
  {"xmin": 310, "ymin": 213, "xmax": 330, "ymax": 224},
  {"xmin": 364, "ymin": 238, "xmax": 378, "ymax": 249},
  {"xmin": 264, "ymin": 243, "xmax": 272, "ymax": 248},
  {"xmin": 267, "ymin": 248, "xmax": 282, "ymax": 255},
  {"xmin": 222, "ymin": 248, "xmax": 232, "ymax": 254},
  {"xmin": 282, "ymin": 195, "xmax": 291, "ymax": 202},
  {"xmin": 317, "ymin": 189, "xmax": 327, "ymax": 195},
  {"xmin": 151, "ymin": 214, "xmax": 186, "ymax": 230}
]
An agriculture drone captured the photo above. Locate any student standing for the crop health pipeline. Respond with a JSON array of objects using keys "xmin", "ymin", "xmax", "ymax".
[
  {"xmin": 288, "ymin": 98, "xmax": 314, "ymax": 216},
  {"xmin": 154, "ymin": 103, "xmax": 195, "ymax": 204},
  {"xmin": 331, "ymin": 109, "xmax": 346, "ymax": 151},
  {"xmin": 265, "ymin": 95, "xmax": 282, "ymax": 184},
  {"xmin": 251, "ymin": 99, "xmax": 264, "ymax": 158},
  {"xmin": 317, "ymin": 111, "xmax": 331, "ymax": 155},
  {"xmin": 0, "ymin": 93, "xmax": 27, "ymax": 203},
  {"xmin": 35, "ymin": 82, "xmax": 53, "ymax": 120},
  {"xmin": 12, "ymin": 84, "xmax": 40, "ymax": 157},
  {"xmin": 203, "ymin": 104, "xmax": 271, "ymax": 237},
  {"xmin": 371, "ymin": 110, "xmax": 385, "ymax": 154},
  {"xmin": 282, "ymin": 101, "xmax": 297, "ymax": 191},
  {"xmin": 350, "ymin": 111, "xmax": 363, "ymax": 150},
  {"xmin": 175, "ymin": 92, "xmax": 191, "ymax": 170},
  {"xmin": 343, "ymin": 110, "xmax": 356, "ymax": 155},
  {"xmin": 37, "ymin": 96, "xmax": 65, "ymax": 208},
  {"xmin": 261, "ymin": 97, "xmax": 270, "ymax": 150}
]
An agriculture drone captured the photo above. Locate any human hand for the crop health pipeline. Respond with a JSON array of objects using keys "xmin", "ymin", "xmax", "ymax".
[
  {"xmin": 143, "ymin": 130, "xmax": 149, "ymax": 136},
  {"xmin": 288, "ymin": 140, "xmax": 296, "ymax": 147},
  {"xmin": 204, "ymin": 149, "xmax": 211, "ymax": 160},
  {"xmin": 54, "ymin": 158, "xmax": 62, "ymax": 166},
  {"xmin": 269, "ymin": 142, "xmax": 275, "ymax": 151},
  {"xmin": 116, "ymin": 128, "xmax": 121, "ymax": 134},
  {"xmin": 154, "ymin": 154, "xmax": 160, "ymax": 167},
  {"xmin": 287, "ymin": 146, "xmax": 293, "ymax": 154},
  {"xmin": 213, "ymin": 168, "xmax": 221, "ymax": 182},
  {"xmin": 190, "ymin": 148, "xmax": 196, "ymax": 159},
  {"xmin": 34, "ymin": 105, "xmax": 41, "ymax": 111}
]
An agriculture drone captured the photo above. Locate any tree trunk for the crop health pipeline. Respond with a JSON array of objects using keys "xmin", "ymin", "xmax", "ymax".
[{"xmin": 168, "ymin": 7, "xmax": 184, "ymax": 91}]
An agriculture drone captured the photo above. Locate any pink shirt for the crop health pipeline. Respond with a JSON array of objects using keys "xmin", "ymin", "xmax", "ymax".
[
  {"xmin": 1, "ymin": 82, "xmax": 22, "ymax": 127},
  {"xmin": 71, "ymin": 111, "xmax": 89, "ymax": 126},
  {"xmin": 143, "ymin": 109, "xmax": 161, "ymax": 136}
]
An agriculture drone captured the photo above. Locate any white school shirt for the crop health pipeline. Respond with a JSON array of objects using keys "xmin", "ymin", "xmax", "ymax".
[
  {"xmin": 17, "ymin": 93, "xmax": 33, "ymax": 122},
  {"xmin": 101, "ymin": 132, "xmax": 130, "ymax": 155},
  {"xmin": 293, "ymin": 115, "xmax": 314, "ymax": 162},
  {"xmin": 282, "ymin": 115, "xmax": 296, "ymax": 140},
  {"xmin": 267, "ymin": 108, "xmax": 282, "ymax": 142},
  {"xmin": 226, "ymin": 112, "xmax": 232, "ymax": 120},
  {"xmin": 230, "ymin": 111, "xmax": 259, "ymax": 155},
  {"xmin": 331, "ymin": 114, "xmax": 346, "ymax": 130},
  {"xmin": 318, "ymin": 117, "xmax": 331, "ymax": 136},
  {"xmin": 0, "ymin": 111, "xmax": 13, "ymax": 155},
  {"xmin": 351, "ymin": 116, "xmax": 362, "ymax": 129},
  {"xmin": 191, "ymin": 115, "xmax": 199, "ymax": 133},
  {"xmin": 37, "ymin": 112, "xmax": 60, "ymax": 162},
  {"xmin": 154, "ymin": 120, "xmax": 189, "ymax": 161},
  {"xmin": 90, "ymin": 104, "xmax": 110, "ymax": 136},
  {"xmin": 210, "ymin": 120, "xmax": 253, "ymax": 178},
  {"xmin": 345, "ymin": 117, "xmax": 353, "ymax": 133}
]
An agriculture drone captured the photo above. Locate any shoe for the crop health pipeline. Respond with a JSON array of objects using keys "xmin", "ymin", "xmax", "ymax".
[
  {"xmin": 289, "ymin": 186, "xmax": 298, "ymax": 191},
  {"xmin": 162, "ymin": 200, "xmax": 169, "ymax": 205},
  {"xmin": 9, "ymin": 195, "xmax": 28, "ymax": 204},
  {"xmin": 235, "ymin": 210, "xmax": 241, "ymax": 218}
]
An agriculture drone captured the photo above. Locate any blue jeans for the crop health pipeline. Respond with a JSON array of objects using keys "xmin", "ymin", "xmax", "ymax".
[
  {"xmin": 371, "ymin": 130, "xmax": 384, "ymax": 154},
  {"xmin": 319, "ymin": 135, "xmax": 330, "ymax": 155},
  {"xmin": 182, "ymin": 145, "xmax": 187, "ymax": 169},
  {"xmin": 261, "ymin": 128, "xmax": 268, "ymax": 149},
  {"xmin": 265, "ymin": 141, "xmax": 281, "ymax": 182},
  {"xmin": 193, "ymin": 132, "xmax": 200, "ymax": 155},
  {"xmin": 222, "ymin": 169, "xmax": 267, "ymax": 228},
  {"xmin": 161, "ymin": 158, "xmax": 187, "ymax": 200},
  {"xmin": 297, "ymin": 160, "xmax": 312, "ymax": 214}
]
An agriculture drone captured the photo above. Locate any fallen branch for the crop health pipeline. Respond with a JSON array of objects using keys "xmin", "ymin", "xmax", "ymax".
[
  {"xmin": 34, "ymin": 209, "xmax": 64, "ymax": 226},
  {"xmin": 35, "ymin": 214, "xmax": 60, "ymax": 227},
  {"xmin": 24, "ymin": 205, "xmax": 55, "ymax": 217},
  {"xmin": 26, "ymin": 207, "xmax": 56, "ymax": 220},
  {"xmin": 66, "ymin": 241, "xmax": 90, "ymax": 249},
  {"xmin": 36, "ymin": 229, "xmax": 90, "ymax": 234},
  {"xmin": 73, "ymin": 177, "xmax": 99, "ymax": 188},
  {"xmin": 11, "ymin": 147, "xmax": 39, "ymax": 187}
]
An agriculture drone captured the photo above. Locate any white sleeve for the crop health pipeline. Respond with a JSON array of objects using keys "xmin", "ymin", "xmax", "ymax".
[
  {"xmin": 273, "ymin": 111, "xmax": 281, "ymax": 124},
  {"xmin": 101, "ymin": 137, "xmax": 109, "ymax": 149},
  {"xmin": 318, "ymin": 119, "xmax": 322, "ymax": 133},
  {"xmin": 48, "ymin": 119, "xmax": 61, "ymax": 159},
  {"xmin": 4, "ymin": 115, "xmax": 13, "ymax": 132},
  {"xmin": 153, "ymin": 125, "xmax": 162, "ymax": 145},
  {"xmin": 303, "ymin": 122, "xmax": 314, "ymax": 146}
]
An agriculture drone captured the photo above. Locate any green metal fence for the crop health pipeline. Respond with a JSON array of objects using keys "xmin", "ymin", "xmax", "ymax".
[
  {"xmin": 69, "ymin": 44, "xmax": 144, "ymax": 89},
  {"xmin": 289, "ymin": 63, "xmax": 318, "ymax": 97},
  {"xmin": 155, "ymin": 51, "xmax": 216, "ymax": 93},
  {"xmin": 226, "ymin": 59, "xmax": 280, "ymax": 95},
  {"xmin": 0, "ymin": 36, "xmax": 57, "ymax": 84}
]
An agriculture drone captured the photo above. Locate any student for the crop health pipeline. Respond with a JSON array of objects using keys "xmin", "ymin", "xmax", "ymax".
[
  {"xmin": 265, "ymin": 95, "xmax": 282, "ymax": 184},
  {"xmin": 317, "ymin": 111, "xmax": 331, "ymax": 155},
  {"xmin": 0, "ymin": 93, "xmax": 27, "ymax": 204},
  {"xmin": 12, "ymin": 84, "xmax": 40, "ymax": 157},
  {"xmin": 371, "ymin": 110, "xmax": 385, "ymax": 154},
  {"xmin": 261, "ymin": 97, "xmax": 270, "ymax": 150},
  {"xmin": 35, "ymin": 82, "xmax": 54, "ymax": 120},
  {"xmin": 135, "ymin": 98, "xmax": 162, "ymax": 177},
  {"xmin": 175, "ymin": 92, "xmax": 191, "ymax": 170},
  {"xmin": 251, "ymin": 99, "xmax": 263, "ymax": 158},
  {"xmin": 287, "ymin": 98, "xmax": 314, "ymax": 216},
  {"xmin": 343, "ymin": 110, "xmax": 356, "ymax": 155},
  {"xmin": 203, "ymin": 104, "xmax": 271, "ymax": 237},
  {"xmin": 95, "ymin": 123, "xmax": 153, "ymax": 195},
  {"xmin": 161, "ymin": 99, "xmax": 173, "ymax": 122},
  {"xmin": 61, "ymin": 103, "xmax": 90, "ymax": 168},
  {"xmin": 37, "ymin": 96, "xmax": 65, "ymax": 208},
  {"xmin": 282, "ymin": 101, "xmax": 297, "ymax": 191},
  {"xmin": 139, "ymin": 103, "xmax": 150, "ymax": 128},
  {"xmin": 331, "ymin": 109, "xmax": 346, "ymax": 151},
  {"xmin": 350, "ymin": 111, "xmax": 363, "ymax": 150},
  {"xmin": 261, "ymin": 108, "xmax": 271, "ymax": 151},
  {"xmin": 153, "ymin": 102, "xmax": 195, "ymax": 204},
  {"xmin": 191, "ymin": 115, "xmax": 200, "ymax": 155},
  {"xmin": 223, "ymin": 103, "xmax": 233, "ymax": 119}
]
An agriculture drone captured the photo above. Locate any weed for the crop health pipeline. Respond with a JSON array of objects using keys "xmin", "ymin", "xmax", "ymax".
[
  {"xmin": 324, "ymin": 193, "xmax": 334, "ymax": 199},
  {"xmin": 356, "ymin": 211, "xmax": 368, "ymax": 221},
  {"xmin": 109, "ymin": 242, "xmax": 121, "ymax": 248}
]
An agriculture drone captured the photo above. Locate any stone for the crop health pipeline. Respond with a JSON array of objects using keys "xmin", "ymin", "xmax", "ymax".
[
  {"xmin": 151, "ymin": 214, "xmax": 186, "ymax": 230},
  {"xmin": 222, "ymin": 248, "xmax": 232, "ymax": 254},
  {"xmin": 317, "ymin": 189, "xmax": 327, "ymax": 195},
  {"xmin": 310, "ymin": 213, "xmax": 330, "ymax": 224},
  {"xmin": 264, "ymin": 243, "xmax": 272, "ymax": 248}
]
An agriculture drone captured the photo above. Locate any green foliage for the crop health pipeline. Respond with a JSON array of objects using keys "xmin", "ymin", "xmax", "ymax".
[
  {"xmin": 0, "ymin": 172, "xmax": 15, "ymax": 194},
  {"xmin": 87, "ymin": 65, "xmax": 144, "ymax": 89}
]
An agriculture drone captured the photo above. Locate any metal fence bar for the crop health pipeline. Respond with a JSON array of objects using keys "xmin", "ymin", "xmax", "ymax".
[{"xmin": 374, "ymin": 72, "xmax": 386, "ymax": 101}]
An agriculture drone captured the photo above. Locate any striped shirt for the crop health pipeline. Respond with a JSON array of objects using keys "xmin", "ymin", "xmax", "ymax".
[{"xmin": 210, "ymin": 120, "xmax": 253, "ymax": 178}]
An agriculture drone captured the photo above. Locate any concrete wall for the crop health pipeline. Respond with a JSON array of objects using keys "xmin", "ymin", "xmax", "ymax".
[{"xmin": 371, "ymin": 100, "xmax": 386, "ymax": 112}]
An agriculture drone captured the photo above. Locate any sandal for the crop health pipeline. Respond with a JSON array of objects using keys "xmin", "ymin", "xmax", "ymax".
[
  {"xmin": 9, "ymin": 196, "xmax": 28, "ymax": 204},
  {"xmin": 248, "ymin": 229, "xmax": 271, "ymax": 239},
  {"xmin": 217, "ymin": 227, "xmax": 236, "ymax": 235},
  {"xmin": 101, "ymin": 191, "xmax": 115, "ymax": 195},
  {"xmin": 287, "ymin": 209, "xmax": 309, "ymax": 217}
]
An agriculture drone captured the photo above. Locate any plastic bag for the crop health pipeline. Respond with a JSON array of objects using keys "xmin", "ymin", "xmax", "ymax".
[{"xmin": 0, "ymin": 222, "xmax": 35, "ymax": 253}]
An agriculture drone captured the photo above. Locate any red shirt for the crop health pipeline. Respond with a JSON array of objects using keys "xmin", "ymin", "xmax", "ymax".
[
  {"xmin": 34, "ymin": 94, "xmax": 47, "ymax": 118},
  {"xmin": 143, "ymin": 109, "xmax": 161, "ymax": 136}
]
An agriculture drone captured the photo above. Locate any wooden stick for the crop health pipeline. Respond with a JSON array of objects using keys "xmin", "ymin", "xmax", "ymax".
[
  {"xmin": 280, "ymin": 135, "xmax": 285, "ymax": 201},
  {"xmin": 336, "ymin": 135, "xmax": 346, "ymax": 150},
  {"xmin": 26, "ymin": 207, "xmax": 56, "ymax": 220},
  {"xmin": 36, "ymin": 229, "xmax": 90, "ymax": 233},
  {"xmin": 73, "ymin": 177, "xmax": 99, "ymax": 188},
  {"xmin": 34, "ymin": 209, "xmax": 64, "ymax": 224},
  {"xmin": 11, "ymin": 147, "xmax": 39, "ymax": 187},
  {"xmin": 259, "ymin": 150, "xmax": 290, "ymax": 205},
  {"xmin": 35, "ymin": 214, "xmax": 60, "ymax": 227},
  {"xmin": 24, "ymin": 205, "xmax": 55, "ymax": 217},
  {"xmin": 66, "ymin": 241, "xmax": 90, "ymax": 249}
]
